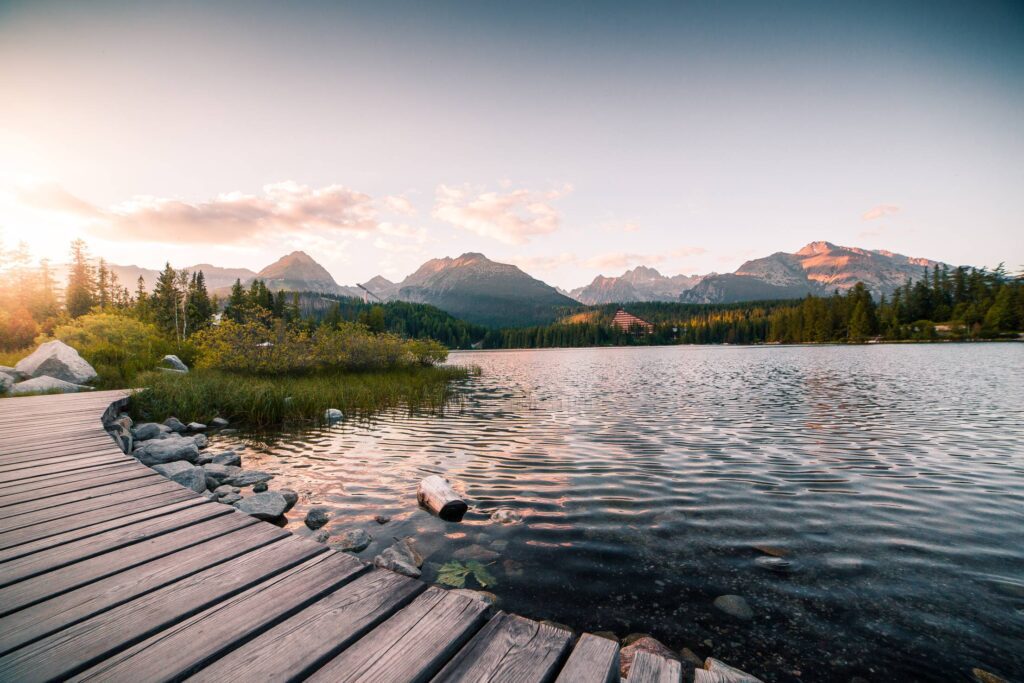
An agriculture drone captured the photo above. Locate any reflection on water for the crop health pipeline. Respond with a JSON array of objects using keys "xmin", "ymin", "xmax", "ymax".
[{"xmin": 216, "ymin": 344, "xmax": 1024, "ymax": 682}]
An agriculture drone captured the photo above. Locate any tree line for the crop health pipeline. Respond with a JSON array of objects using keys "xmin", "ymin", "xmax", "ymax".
[{"xmin": 482, "ymin": 265, "xmax": 1023, "ymax": 348}]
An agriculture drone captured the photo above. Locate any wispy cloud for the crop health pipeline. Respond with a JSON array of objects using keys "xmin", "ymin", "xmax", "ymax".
[
  {"xmin": 862, "ymin": 204, "xmax": 900, "ymax": 221},
  {"xmin": 432, "ymin": 183, "xmax": 572, "ymax": 245},
  {"xmin": 15, "ymin": 181, "xmax": 412, "ymax": 244}
]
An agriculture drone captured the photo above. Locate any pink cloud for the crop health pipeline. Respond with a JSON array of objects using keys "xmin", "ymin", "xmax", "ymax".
[
  {"xmin": 17, "ymin": 181, "xmax": 391, "ymax": 244},
  {"xmin": 432, "ymin": 183, "xmax": 572, "ymax": 245},
  {"xmin": 862, "ymin": 204, "xmax": 901, "ymax": 221}
]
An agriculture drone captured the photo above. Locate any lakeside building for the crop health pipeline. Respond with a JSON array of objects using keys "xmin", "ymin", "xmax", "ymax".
[{"xmin": 611, "ymin": 308, "xmax": 654, "ymax": 335}]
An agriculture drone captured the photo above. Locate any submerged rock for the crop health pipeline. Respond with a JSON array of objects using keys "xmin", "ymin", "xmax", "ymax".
[
  {"xmin": 330, "ymin": 528, "xmax": 372, "ymax": 552},
  {"xmin": 453, "ymin": 545, "xmax": 499, "ymax": 562},
  {"xmin": 312, "ymin": 529, "xmax": 330, "ymax": 543},
  {"xmin": 15, "ymin": 340, "xmax": 97, "ymax": 384},
  {"xmin": 374, "ymin": 515, "xmax": 391, "ymax": 525},
  {"xmin": 324, "ymin": 408, "xmax": 343, "ymax": 422},
  {"xmin": 305, "ymin": 507, "xmax": 330, "ymax": 530},
  {"xmin": 713, "ymin": 595, "xmax": 753, "ymax": 620},
  {"xmin": 490, "ymin": 508, "xmax": 522, "ymax": 525},
  {"xmin": 235, "ymin": 492, "xmax": 289, "ymax": 520},
  {"xmin": 754, "ymin": 556, "xmax": 797, "ymax": 574}
]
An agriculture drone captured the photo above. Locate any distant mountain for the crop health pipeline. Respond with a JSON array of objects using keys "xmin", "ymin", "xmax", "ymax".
[
  {"xmin": 361, "ymin": 275, "xmax": 400, "ymax": 300},
  {"xmin": 395, "ymin": 252, "xmax": 578, "ymax": 327},
  {"xmin": 53, "ymin": 262, "xmax": 257, "ymax": 293},
  {"xmin": 185, "ymin": 264, "xmax": 258, "ymax": 291},
  {"xmin": 251, "ymin": 251, "xmax": 363, "ymax": 297},
  {"xmin": 681, "ymin": 241, "xmax": 947, "ymax": 303},
  {"xmin": 570, "ymin": 266, "xmax": 703, "ymax": 304}
]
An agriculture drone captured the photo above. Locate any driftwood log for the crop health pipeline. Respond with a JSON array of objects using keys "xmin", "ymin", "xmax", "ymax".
[{"xmin": 417, "ymin": 475, "xmax": 468, "ymax": 521}]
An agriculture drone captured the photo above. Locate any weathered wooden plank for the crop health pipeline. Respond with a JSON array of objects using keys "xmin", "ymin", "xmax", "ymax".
[
  {"xmin": 433, "ymin": 611, "xmax": 573, "ymax": 683},
  {"xmin": 0, "ymin": 496, "xmax": 204, "ymax": 560},
  {"xmin": 0, "ymin": 500, "xmax": 229, "ymax": 588},
  {"xmin": 555, "ymin": 633, "xmax": 620, "ymax": 683},
  {"xmin": 0, "ymin": 432, "xmax": 116, "ymax": 454},
  {"xmin": 0, "ymin": 473, "xmax": 165, "ymax": 518},
  {"xmin": 0, "ymin": 511, "xmax": 256, "ymax": 616},
  {"xmin": 0, "ymin": 479, "xmax": 185, "ymax": 534},
  {"xmin": 71, "ymin": 551, "xmax": 367, "ymax": 682},
  {"xmin": 0, "ymin": 459, "xmax": 128, "ymax": 489},
  {"xmin": 693, "ymin": 658, "xmax": 763, "ymax": 683},
  {"xmin": 188, "ymin": 568, "xmax": 426, "ymax": 682},
  {"xmin": 0, "ymin": 524, "xmax": 289, "ymax": 656},
  {"xmin": 0, "ymin": 489, "xmax": 198, "ymax": 552},
  {"xmin": 0, "ymin": 421, "xmax": 116, "ymax": 441},
  {"xmin": 0, "ymin": 454, "xmax": 127, "ymax": 484},
  {"xmin": 0, "ymin": 445, "xmax": 121, "ymax": 470},
  {"xmin": 307, "ymin": 586, "xmax": 489, "ymax": 683},
  {"xmin": 0, "ymin": 466, "xmax": 155, "ymax": 508},
  {"xmin": 0, "ymin": 535, "xmax": 327, "ymax": 682},
  {"xmin": 628, "ymin": 650, "xmax": 683, "ymax": 683},
  {"xmin": 0, "ymin": 462, "xmax": 137, "ymax": 498}
]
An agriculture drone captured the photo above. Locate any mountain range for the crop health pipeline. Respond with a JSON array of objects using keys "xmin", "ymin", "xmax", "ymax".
[{"xmin": 82, "ymin": 240, "xmax": 953, "ymax": 327}]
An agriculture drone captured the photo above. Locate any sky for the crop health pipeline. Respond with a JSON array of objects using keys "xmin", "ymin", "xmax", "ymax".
[{"xmin": 1, "ymin": 0, "xmax": 1022, "ymax": 289}]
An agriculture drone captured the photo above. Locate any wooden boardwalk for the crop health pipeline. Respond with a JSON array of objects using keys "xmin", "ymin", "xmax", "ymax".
[{"xmin": 0, "ymin": 390, "xmax": 687, "ymax": 682}]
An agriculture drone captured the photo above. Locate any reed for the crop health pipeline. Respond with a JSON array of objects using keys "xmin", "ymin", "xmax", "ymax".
[{"xmin": 128, "ymin": 365, "xmax": 477, "ymax": 427}]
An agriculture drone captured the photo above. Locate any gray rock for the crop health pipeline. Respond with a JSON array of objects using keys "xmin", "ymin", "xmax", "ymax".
[
  {"xmin": 196, "ymin": 450, "xmax": 241, "ymax": 467},
  {"xmin": 211, "ymin": 417, "xmax": 229, "ymax": 427},
  {"xmin": 213, "ymin": 484, "xmax": 241, "ymax": 498},
  {"xmin": 372, "ymin": 538, "xmax": 422, "ymax": 576},
  {"xmin": 330, "ymin": 528, "xmax": 372, "ymax": 552},
  {"xmin": 0, "ymin": 372, "xmax": 12, "ymax": 394},
  {"xmin": 304, "ymin": 507, "xmax": 330, "ymax": 529},
  {"xmin": 186, "ymin": 422, "xmax": 207, "ymax": 431},
  {"xmin": 133, "ymin": 438, "xmax": 200, "ymax": 466},
  {"xmin": 106, "ymin": 415, "xmax": 134, "ymax": 453},
  {"xmin": 279, "ymin": 489, "xmax": 298, "ymax": 511},
  {"xmin": 374, "ymin": 515, "xmax": 391, "ymax": 525},
  {"xmin": 191, "ymin": 433, "xmax": 209, "ymax": 450},
  {"xmin": 10, "ymin": 376, "xmax": 92, "ymax": 394},
  {"xmin": 713, "ymin": 595, "xmax": 753, "ymax": 620},
  {"xmin": 223, "ymin": 470, "xmax": 273, "ymax": 488},
  {"xmin": 152, "ymin": 461, "xmax": 207, "ymax": 493},
  {"xmin": 235, "ymin": 491, "xmax": 289, "ymax": 520},
  {"xmin": 0, "ymin": 365, "xmax": 26, "ymax": 381},
  {"xmin": 201, "ymin": 464, "xmax": 239, "ymax": 487},
  {"xmin": 163, "ymin": 417, "xmax": 187, "ymax": 433},
  {"xmin": 323, "ymin": 408, "xmax": 343, "ymax": 422},
  {"xmin": 203, "ymin": 491, "xmax": 217, "ymax": 501},
  {"xmin": 252, "ymin": 481, "xmax": 268, "ymax": 492},
  {"xmin": 219, "ymin": 492, "xmax": 242, "ymax": 504},
  {"xmin": 161, "ymin": 354, "xmax": 189, "ymax": 373},
  {"xmin": 15, "ymin": 340, "xmax": 97, "ymax": 384},
  {"xmin": 133, "ymin": 423, "xmax": 170, "ymax": 441},
  {"xmin": 312, "ymin": 529, "xmax": 330, "ymax": 543}
]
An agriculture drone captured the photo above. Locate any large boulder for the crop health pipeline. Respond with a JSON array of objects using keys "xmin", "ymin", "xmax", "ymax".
[
  {"xmin": 0, "ymin": 365, "xmax": 26, "ymax": 381},
  {"xmin": 234, "ymin": 492, "xmax": 289, "ymax": 520},
  {"xmin": 15, "ymin": 340, "xmax": 97, "ymax": 384},
  {"xmin": 9, "ymin": 376, "xmax": 92, "ymax": 395},
  {"xmin": 152, "ymin": 461, "xmax": 207, "ymax": 493},
  {"xmin": 133, "ymin": 438, "xmax": 201, "ymax": 466},
  {"xmin": 160, "ymin": 355, "xmax": 189, "ymax": 373},
  {"xmin": 0, "ymin": 372, "xmax": 12, "ymax": 394}
]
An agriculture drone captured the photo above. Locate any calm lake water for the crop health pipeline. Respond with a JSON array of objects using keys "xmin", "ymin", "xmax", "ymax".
[{"xmin": 216, "ymin": 344, "xmax": 1024, "ymax": 682}]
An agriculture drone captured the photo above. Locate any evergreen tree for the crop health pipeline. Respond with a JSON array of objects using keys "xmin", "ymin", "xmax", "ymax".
[
  {"xmin": 66, "ymin": 239, "xmax": 96, "ymax": 318},
  {"xmin": 151, "ymin": 263, "xmax": 181, "ymax": 339}
]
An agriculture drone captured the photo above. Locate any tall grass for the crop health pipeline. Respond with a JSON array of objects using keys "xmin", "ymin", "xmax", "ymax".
[
  {"xmin": 129, "ymin": 365, "xmax": 478, "ymax": 427},
  {"xmin": 0, "ymin": 348, "xmax": 30, "ymax": 367}
]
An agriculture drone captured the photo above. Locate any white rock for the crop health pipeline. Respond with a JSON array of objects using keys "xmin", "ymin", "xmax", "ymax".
[
  {"xmin": 186, "ymin": 422, "xmax": 207, "ymax": 431},
  {"xmin": 15, "ymin": 340, "xmax": 97, "ymax": 384},
  {"xmin": 160, "ymin": 354, "xmax": 189, "ymax": 372},
  {"xmin": 324, "ymin": 408, "xmax": 343, "ymax": 422},
  {"xmin": 9, "ymin": 376, "xmax": 92, "ymax": 395}
]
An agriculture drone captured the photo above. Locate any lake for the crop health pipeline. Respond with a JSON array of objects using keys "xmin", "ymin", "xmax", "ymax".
[{"xmin": 215, "ymin": 343, "xmax": 1024, "ymax": 682}]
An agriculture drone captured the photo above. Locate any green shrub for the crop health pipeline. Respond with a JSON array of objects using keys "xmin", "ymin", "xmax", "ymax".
[{"xmin": 46, "ymin": 313, "xmax": 174, "ymax": 388}]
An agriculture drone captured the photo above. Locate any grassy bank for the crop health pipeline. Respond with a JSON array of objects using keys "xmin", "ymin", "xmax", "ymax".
[{"xmin": 129, "ymin": 365, "xmax": 478, "ymax": 427}]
